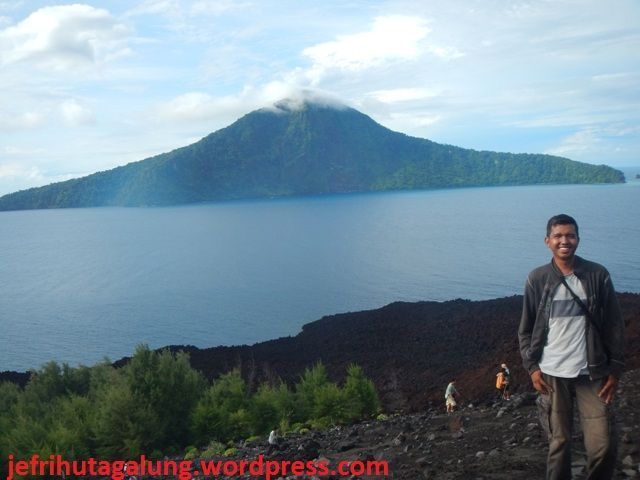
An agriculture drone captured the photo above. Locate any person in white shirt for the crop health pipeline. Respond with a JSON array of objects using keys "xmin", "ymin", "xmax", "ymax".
[{"xmin": 518, "ymin": 214, "xmax": 624, "ymax": 480}]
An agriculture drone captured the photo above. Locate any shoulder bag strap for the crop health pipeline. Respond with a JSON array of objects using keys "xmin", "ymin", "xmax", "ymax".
[{"xmin": 558, "ymin": 274, "xmax": 601, "ymax": 335}]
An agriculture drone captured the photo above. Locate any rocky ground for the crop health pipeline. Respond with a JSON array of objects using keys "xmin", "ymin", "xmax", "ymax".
[
  {"xmin": 205, "ymin": 368, "xmax": 640, "ymax": 479},
  {"xmin": 5, "ymin": 293, "xmax": 638, "ymax": 409},
  {"xmin": 3, "ymin": 294, "xmax": 638, "ymax": 479},
  {"xmin": 120, "ymin": 293, "xmax": 639, "ymax": 412}
]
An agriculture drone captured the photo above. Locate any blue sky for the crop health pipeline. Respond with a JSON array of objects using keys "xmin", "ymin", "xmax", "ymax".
[{"xmin": 1, "ymin": 0, "xmax": 639, "ymax": 195}]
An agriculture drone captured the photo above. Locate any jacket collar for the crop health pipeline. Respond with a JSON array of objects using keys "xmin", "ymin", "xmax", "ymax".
[{"xmin": 550, "ymin": 255, "xmax": 585, "ymax": 278}]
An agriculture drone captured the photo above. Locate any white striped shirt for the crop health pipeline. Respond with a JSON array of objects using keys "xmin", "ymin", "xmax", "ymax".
[{"xmin": 539, "ymin": 273, "xmax": 589, "ymax": 378}]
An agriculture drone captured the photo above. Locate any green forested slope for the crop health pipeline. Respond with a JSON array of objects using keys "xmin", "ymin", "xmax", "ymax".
[{"xmin": 0, "ymin": 100, "xmax": 624, "ymax": 211}]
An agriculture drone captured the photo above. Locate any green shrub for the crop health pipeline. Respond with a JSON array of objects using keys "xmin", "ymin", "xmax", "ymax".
[
  {"xmin": 343, "ymin": 364, "xmax": 380, "ymax": 419},
  {"xmin": 125, "ymin": 346, "xmax": 205, "ymax": 451},
  {"xmin": 1, "ymin": 411, "xmax": 50, "ymax": 459},
  {"xmin": 93, "ymin": 377, "xmax": 160, "ymax": 458},
  {"xmin": 191, "ymin": 369, "xmax": 248, "ymax": 443},
  {"xmin": 244, "ymin": 435, "xmax": 261, "ymax": 445},
  {"xmin": 47, "ymin": 395, "xmax": 94, "ymax": 458},
  {"xmin": 0, "ymin": 382, "xmax": 24, "ymax": 459},
  {"xmin": 200, "ymin": 441, "xmax": 226, "ymax": 458},
  {"xmin": 290, "ymin": 422, "xmax": 306, "ymax": 433},
  {"xmin": 248, "ymin": 382, "xmax": 294, "ymax": 435},
  {"xmin": 278, "ymin": 417, "xmax": 291, "ymax": 434},
  {"xmin": 228, "ymin": 408, "xmax": 251, "ymax": 439},
  {"xmin": 149, "ymin": 449, "xmax": 164, "ymax": 459},
  {"xmin": 308, "ymin": 417, "xmax": 332, "ymax": 431},
  {"xmin": 0, "ymin": 353, "xmax": 381, "ymax": 461},
  {"xmin": 184, "ymin": 446, "xmax": 200, "ymax": 460},
  {"xmin": 294, "ymin": 363, "xmax": 329, "ymax": 421},
  {"xmin": 313, "ymin": 383, "xmax": 350, "ymax": 424}
]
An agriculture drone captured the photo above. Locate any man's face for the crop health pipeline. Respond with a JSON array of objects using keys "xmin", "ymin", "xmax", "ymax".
[{"xmin": 545, "ymin": 223, "xmax": 579, "ymax": 262}]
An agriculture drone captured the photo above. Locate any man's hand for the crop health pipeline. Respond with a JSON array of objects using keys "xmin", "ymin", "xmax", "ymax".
[
  {"xmin": 598, "ymin": 375, "xmax": 619, "ymax": 405},
  {"xmin": 531, "ymin": 369, "xmax": 553, "ymax": 395}
]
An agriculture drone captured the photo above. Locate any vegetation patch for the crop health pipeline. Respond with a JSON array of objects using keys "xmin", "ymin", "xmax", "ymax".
[{"xmin": 0, "ymin": 345, "xmax": 380, "ymax": 462}]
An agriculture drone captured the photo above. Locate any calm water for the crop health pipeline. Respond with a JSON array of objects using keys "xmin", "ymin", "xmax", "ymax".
[{"xmin": 1, "ymin": 180, "xmax": 639, "ymax": 371}]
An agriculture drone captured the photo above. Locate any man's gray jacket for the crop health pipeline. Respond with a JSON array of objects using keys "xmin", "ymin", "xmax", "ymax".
[{"xmin": 518, "ymin": 255, "xmax": 625, "ymax": 380}]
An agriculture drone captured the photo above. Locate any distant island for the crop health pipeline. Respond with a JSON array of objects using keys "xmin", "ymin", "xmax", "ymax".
[{"xmin": 0, "ymin": 98, "xmax": 624, "ymax": 211}]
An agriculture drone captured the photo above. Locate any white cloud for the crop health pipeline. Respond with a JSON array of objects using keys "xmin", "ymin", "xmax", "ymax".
[
  {"xmin": 1, "ymin": 145, "xmax": 46, "ymax": 156},
  {"xmin": 426, "ymin": 45, "xmax": 465, "ymax": 60},
  {"xmin": 266, "ymin": 89, "xmax": 347, "ymax": 112},
  {"xmin": 153, "ymin": 92, "xmax": 235, "ymax": 123},
  {"xmin": 151, "ymin": 89, "xmax": 268, "ymax": 127},
  {"xmin": 547, "ymin": 122, "xmax": 640, "ymax": 161},
  {"xmin": 0, "ymin": 4, "xmax": 132, "ymax": 71},
  {"xmin": 125, "ymin": 0, "xmax": 179, "ymax": 18},
  {"xmin": 190, "ymin": 0, "xmax": 250, "ymax": 16},
  {"xmin": 546, "ymin": 128, "xmax": 602, "ymax": 157},
  {"xmin": 0, "ymin": 162, "xmax": 43, "ymax": 180},
  {"xmin": 0, "ymin": 109, "xmax": 45, "ymax": 130},
  {"xmin": 125, "ymin": 0, "xmax": 250, "ymax": 43},
  {"xmin": 0, "ymin": 160, "xmax": 81, "ymax": 194},
  {"xmin": 371, "ymin": 110, "xmax": 443, "ymax": 133},
  {"xmin": 367, "ymin": 88, "xmax": 441, "ymax": 103},
  {"xmin": 508, "ymin": 112, "xmax": 598, "ymax": 129},
  {"xmin": 0, "ymin": 161, "xmax": 48, "ymax": 195},
  {"xmin": 152, "ymin": 84, "xmax": 345, "ymax": 126},
  {"xmin": 60, "ymin": 99, "xmax": 95, "ymax": 126},
  {"xmin": 592, "ymin": 72, "xmax": 636, "ymax": 83},
  {"xmin": 302, "ymin": 15, "xmax": 430, "ymax": 82},
  {"xmin": 609, "ymin": 125, "xmax": 640, "ymax": 137},
  {"xmin": 251, "ymin": 82, "xmax": 303, "ymax": 106},
  {"xmin": 392, "ymin": 112, "xmax": 442, "ymax": 128}
]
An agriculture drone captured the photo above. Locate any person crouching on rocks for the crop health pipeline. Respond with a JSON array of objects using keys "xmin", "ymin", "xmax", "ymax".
[{"xmin": 445, "ymin": 380, "xmax": 459, "ymax": 413}]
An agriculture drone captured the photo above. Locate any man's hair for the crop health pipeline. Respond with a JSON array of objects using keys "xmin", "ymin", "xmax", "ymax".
[{"xmin": 546, "ymin": 214, "xmax": 579, "ymax": 238}]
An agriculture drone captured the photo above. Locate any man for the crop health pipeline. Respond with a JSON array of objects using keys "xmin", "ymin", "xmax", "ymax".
[{"xmin": 518, "ymin": 214, "xmax": 625, "ymax": 479}]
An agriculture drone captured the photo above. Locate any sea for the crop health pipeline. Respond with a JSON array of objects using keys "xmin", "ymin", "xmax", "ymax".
[{"xmin": 1, "ymin": 173, "xmax": 639, "ymax": 372}]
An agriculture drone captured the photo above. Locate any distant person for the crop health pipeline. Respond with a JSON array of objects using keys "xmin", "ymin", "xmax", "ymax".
[
  {"xmin": 495, "ymin": 368, "xmax": 506, "ymax": 399},
  {"xmin": 518, "ymin": 214, "xmax": 624, "ymax": 480},
  {"xmin": 122, "ymin": 462, "xmax": 136, "ymax": 480},
  {"xmin": 267, "ymin": 428, "xmax": 279, "ymax": 454},
  {"xmin": 495, "ymin": 363, "xmax": 511, "ymax": 400},
  {"xmin": 444, "ymin": 380, "xmax": 459, "ymax": 413}
]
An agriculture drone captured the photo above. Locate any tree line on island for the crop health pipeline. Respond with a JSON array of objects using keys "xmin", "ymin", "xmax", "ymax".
[
  {"xmin": 0, "ymin": 99, "xmax": 624, "ymax": 211},
  {"xmin": 0, "ymin": 345, "xmax": 380, "ymax": 462}
]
